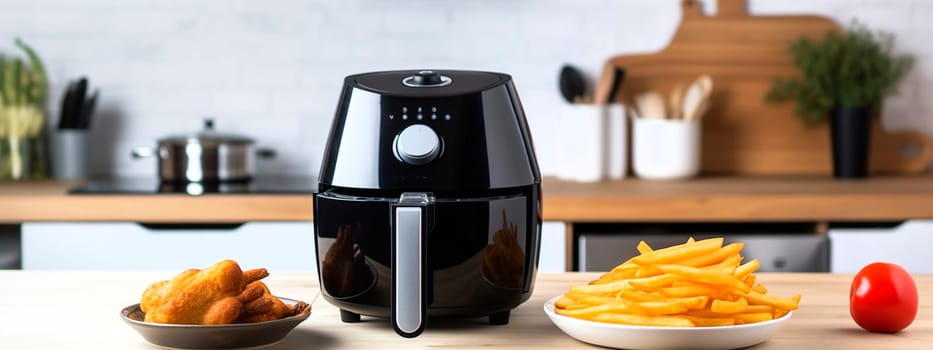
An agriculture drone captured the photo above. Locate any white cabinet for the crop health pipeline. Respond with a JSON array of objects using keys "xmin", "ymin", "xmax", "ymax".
[
  {"xmin": 23, "ymin": 220, "xmax": 568, "ymax": 272},
  {"xmin": 22, "ymin": 222, "xmax": 316, "ymax": 271},
  {"xmin": 539, "ymin": 221, "xmax": 567, "ymax": 273},
  {"xmin": 830, "ymin": 220, "xmax": 933, "ymax": 273}
]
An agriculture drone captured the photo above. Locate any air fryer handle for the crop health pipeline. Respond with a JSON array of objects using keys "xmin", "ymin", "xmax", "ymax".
[{"xmin": 391, "ymin": 192, "xmax": 434, "ymax": 338}]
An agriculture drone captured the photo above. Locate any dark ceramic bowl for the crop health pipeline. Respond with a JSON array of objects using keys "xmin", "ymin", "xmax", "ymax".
[{"xmin": 121, "ymin": 297, "xmax": 311, "ymax": 349}]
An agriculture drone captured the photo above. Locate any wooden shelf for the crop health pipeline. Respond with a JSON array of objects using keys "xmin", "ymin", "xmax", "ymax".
[
  {"xmin": 4, "ymin": 176, "xmax": 933, "ymax": 223},
  {"xmin": 541, "ymin": 176, "xmax": 933, "ymax": 222},
  {"xmin": 0, "ymin": 181, "xmax": 313, "ymax": 223}
]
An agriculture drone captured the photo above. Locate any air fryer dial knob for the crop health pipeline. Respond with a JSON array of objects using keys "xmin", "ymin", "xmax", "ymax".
[
  {"xmin": 394, "ymin": 124, "xmax": 442, "ymax": 165},
  {"xmin": 402, "ymin": 70, "xmax": 452, "ymax": 87},
  {"xmin": 413, "ymin": 71, "xmax": 442, "ymax": 85}
]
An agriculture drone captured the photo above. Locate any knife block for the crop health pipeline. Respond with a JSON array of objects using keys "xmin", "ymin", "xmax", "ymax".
[{"xmin": 51, "ymin": 129, "xmax": 89, "ymax": 180}]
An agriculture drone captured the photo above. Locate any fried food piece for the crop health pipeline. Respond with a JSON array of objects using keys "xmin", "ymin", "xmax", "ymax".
[
  {"xmin": 482, "ymin": 209, "xmax": 525, "ymax": 289},
  {"xmin": 236, "ymin": 281, "xmax": 306, "ymax": 323},
  {"xmin": 140, "ymin": 259, "xmax": 270, "ymax": 324}
]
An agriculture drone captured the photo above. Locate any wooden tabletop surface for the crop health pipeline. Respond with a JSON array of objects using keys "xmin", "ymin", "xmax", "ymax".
[
  {"xmin": 0, "ymin": 271, "xmax": 930, "ymax": 349},
  {"xmin": 5, "ymin": 176, "xmax": 933, "ymax": 223}
]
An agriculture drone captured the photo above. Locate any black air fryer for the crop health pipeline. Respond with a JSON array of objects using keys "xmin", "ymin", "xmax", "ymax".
[{"xmin": 314, "ymin": 70, "xmax": 542, "ymax": 337}]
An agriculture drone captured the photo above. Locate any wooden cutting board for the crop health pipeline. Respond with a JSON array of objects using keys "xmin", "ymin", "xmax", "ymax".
[{"xmin": 596, "ymin": 0, "xmax": 932, "ymax": 175}]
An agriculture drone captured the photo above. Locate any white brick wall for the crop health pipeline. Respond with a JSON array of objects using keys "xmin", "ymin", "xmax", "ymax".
[{"xmin": 0, "ymin": 0, "xmax": 929, "ymax": 178}]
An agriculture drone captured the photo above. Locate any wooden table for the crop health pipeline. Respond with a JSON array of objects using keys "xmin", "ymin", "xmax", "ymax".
[{"xmin": 0, "ymin": 271, "xmax": 930, "ymax": 349}]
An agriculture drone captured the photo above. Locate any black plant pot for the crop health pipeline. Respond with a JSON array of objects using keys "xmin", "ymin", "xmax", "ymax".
[{"xmin": 829, "ymin": 106, "xmax": 872, "ymax": 179}]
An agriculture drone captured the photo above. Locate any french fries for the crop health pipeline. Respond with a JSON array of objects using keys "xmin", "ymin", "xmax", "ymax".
[{"xmin": 554, "ymin": 237, "xmax": 801, "ymax": 327}]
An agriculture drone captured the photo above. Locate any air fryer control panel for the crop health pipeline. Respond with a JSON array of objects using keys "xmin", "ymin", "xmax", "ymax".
[{"xmin": 378, "ymin": 94, "xmax": 493, "ymax": 189}]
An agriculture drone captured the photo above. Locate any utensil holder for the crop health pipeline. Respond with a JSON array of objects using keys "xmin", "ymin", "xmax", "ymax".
[
  {"xmin": 555, "ymin": 103, "xmax": 627, "ymax": 182},
  {"xmin": 51, "ymin": 129, "xmax": 89, "ymax": 180},
  {"xmin": 632, "ymin": 117, "xmax": 700, "ymax": 180}
]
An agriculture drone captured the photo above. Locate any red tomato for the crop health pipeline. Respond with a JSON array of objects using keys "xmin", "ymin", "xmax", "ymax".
[{"xmin": 849, "ymin": 262, "xmax": 918, "ymax": 333}]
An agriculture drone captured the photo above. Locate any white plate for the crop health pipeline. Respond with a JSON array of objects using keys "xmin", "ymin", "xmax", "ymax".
[{"xmin": 544, "ymin": 295, "xmax": 791, "ymax": 350}]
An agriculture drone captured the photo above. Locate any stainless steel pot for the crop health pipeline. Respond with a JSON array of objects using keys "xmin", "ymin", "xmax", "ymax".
[{"xmin": 132, "ymin": 119, "xmax": 274, "ymax": 183}]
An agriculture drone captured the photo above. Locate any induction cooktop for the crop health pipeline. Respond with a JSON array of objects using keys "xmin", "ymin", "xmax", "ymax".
[{"xmin": 69, "ymin": 176, "xmax": 316, "ymax": 195}]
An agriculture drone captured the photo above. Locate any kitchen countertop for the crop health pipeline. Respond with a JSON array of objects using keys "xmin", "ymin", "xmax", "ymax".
[
  {"xmin": 5, "ymin": 176, "xmax": 933, "ymax": 223},
  {"xmin": 0, "ymin": 271, "xmax": 930, "ymax": 349},
  {"xmin": 541, "ymin": 175, "xmax": 933, "ymax": 222},
  {"xmin": 0, "ymin": 180, "xmax": 314, "ymax": 223}
]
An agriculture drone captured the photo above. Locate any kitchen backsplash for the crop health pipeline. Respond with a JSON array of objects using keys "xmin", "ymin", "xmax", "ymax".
[{"xmin": 0, "ymin": 0, "xmax": 930, "ymax": 178}]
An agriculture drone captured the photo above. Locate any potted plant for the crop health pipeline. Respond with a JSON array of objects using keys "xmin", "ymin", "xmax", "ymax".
[
  {"xmin": 0, "ymin": 38, "xmax": 48, "ymax": 180},
  {"xmin": 766, "ymin": 22, "xmax": 913, "ymax": 179}
]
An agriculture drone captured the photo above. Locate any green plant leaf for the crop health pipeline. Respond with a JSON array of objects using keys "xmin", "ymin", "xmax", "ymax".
[
  {"xmin": 14, "ymin": 38, "xmax": 47, "ymax": 105},
  {"xmin": 0, "ymin": 53, "xmax": 7, "ymax": 105},
  {"xmin": 6, "ymin": 59, "xmax": 23, "ymax": 105}
]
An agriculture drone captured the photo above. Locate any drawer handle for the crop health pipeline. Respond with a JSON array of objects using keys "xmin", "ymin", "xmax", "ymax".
[{"xmin": 137, "ymin": 223, "xmax": 246, "ymax": 231}]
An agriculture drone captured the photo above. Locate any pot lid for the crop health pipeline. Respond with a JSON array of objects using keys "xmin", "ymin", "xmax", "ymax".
[{"xmin": 160, "ymin": 119, "xmax": 254, "ymax": 145}]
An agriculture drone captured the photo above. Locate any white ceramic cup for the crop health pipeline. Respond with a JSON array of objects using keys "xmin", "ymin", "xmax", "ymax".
[{"xmin": 632, "ymin": 117, "xmax": 700, "ymax": 180}]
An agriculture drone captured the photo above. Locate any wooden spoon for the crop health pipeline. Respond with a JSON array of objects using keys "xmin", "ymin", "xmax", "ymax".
[
  {"xmin": 634, "ymin": 91, "xmax": 666, "ymax": 119},
  {"xmin": 682, "ymin": 75, "xmax": 713, "ymax": 121},
  {"xmin": 669, "ymin": 83, "xmax": 685, "ymax": 120}
]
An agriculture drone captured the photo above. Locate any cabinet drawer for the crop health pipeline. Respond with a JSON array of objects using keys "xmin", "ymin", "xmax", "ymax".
[
  {"xmin": 578, "ymin": 233, "xmax": 828, "ymax": 272},
  {"xmin": 830, "ymin": 220, "xmax": 933, "ymax": 273},
  {"xmin": 22, "ymin": 222, "xmax": 316, "ymax": 270},
  {"xmin": 539, "ymin": 221, "xmax": 567, "ymax": 273}
]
